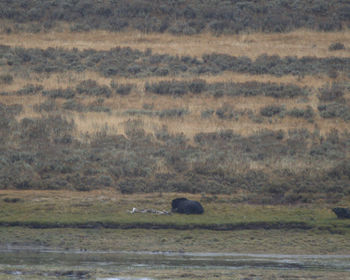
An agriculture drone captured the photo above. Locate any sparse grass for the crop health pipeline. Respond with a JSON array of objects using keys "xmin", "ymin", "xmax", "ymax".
[
  {"xmin": 2, "ymin": 80, "xmax": 349, "ymax": 140},
  {"xmin": 1, "ymin": 63, "xmax": 348, "ymax": 140},
  {"xmin": 10, "ymin": 95, "xmax": 348, "ymax": 141}
]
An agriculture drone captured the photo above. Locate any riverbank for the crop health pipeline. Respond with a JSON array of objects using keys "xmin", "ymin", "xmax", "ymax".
[
  {"xmin": 1, "ymin": 227, "xmax": 350, "ymax": 255},
  {"xmin": 0, "ymin": 189, "xmax": 349, "ymax": 255},
  {"xmin": 0, "ymin": 189, "xmax": 349, "ymax": 231},
  {"xmin": 0, "ymin": 248, "xmax": 350, "ymax": 280},
  {"xmin": 1, "ymin": 190, "xmax": 350, "ymax": 279}
]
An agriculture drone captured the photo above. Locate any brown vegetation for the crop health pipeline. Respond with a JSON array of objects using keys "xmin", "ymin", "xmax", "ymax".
[
  {"xmin": 0, "ymin": 26, "xmax": 349, "ymax": 201},
  {"xmin": 1, "ymin": 29, "xmax": 349, "ymax": 58}
]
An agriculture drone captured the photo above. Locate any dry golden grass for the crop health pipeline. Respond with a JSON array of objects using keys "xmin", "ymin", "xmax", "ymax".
[
  {"xmin": 1, "ymin": 94, "xmax": 44, "ymax": 120},
  {"xmin": 2, "ymin": 70, "xmax": 345, "ymax": 94},
  {"xmin": 1, "ymin": 29, "xmax": 349, "ymax": 58},
  {"xmin": 3, "ymin": 85, "xmax": 349, "ymax": 141},
  {"xmin": 63, "ymin": 108, "xmax": 349, "ymax": 144},
  {"xmin": 1, "ymin": 29, "xmax": 349, "ymax": 143}
]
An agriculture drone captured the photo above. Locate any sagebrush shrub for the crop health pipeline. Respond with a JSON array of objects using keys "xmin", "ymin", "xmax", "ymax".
[
  {"xmin": 318, "ymin": 83, "xmax": 345, "ymax": 102},
  {"xmin": 0, "ymin": 74, "xmax": 13, "ymax": 84},
  {"xmin": 260, "ymin": 105, "xmax": 285, "ymax": 117},
  {"xmin": 329, "ymin": 42, "xmax": 345, "ymax": 51},
  {"xmin": 76, "ymin": 80, "xmax": 112, "ymax": 97}
]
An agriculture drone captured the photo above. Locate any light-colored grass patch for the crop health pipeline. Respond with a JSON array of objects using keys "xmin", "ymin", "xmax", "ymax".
[
  {"xmin": 4, "ymin": 91, "xmax": 348, "ymax": 142},
  {"xmin": 2, "ymin": 70, "xmax": 344, "ymax": 93},
  {"xmin": 1, "ymin": 29, "xmax": 349, "ymax": 58}
]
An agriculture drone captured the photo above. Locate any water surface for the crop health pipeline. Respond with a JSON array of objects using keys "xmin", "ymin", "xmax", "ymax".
[{"xmin": 0, "ymin": 248, "xmax": 349, "ymax": 279}]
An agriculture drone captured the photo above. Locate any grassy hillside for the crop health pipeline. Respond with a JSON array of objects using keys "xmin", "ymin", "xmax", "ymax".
[{"xmin": 0, "ymin": 2, "xmax": 349, "ymax": 204}]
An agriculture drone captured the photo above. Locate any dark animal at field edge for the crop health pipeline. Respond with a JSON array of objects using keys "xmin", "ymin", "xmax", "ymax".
[
  {"xmin": 332, "ymin": 207, "xmax": 350, "ymax": 219},
  {"xmin": 171, "ymin": 198, "xmax": 204, "ymax": 214}
]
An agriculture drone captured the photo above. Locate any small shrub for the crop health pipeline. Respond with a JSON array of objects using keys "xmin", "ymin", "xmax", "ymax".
[
  {"xmin": 318, "ymin": 83, "xmax": 345, "ymax": 102},
  {"xmin": 328, "ymin": 160, "xmax": 350, "ymax": 179},
  {"xmin": 42, "ymin": 88, "xmax": 75, "ymax": 99},
  {"xmin": 19, "ymin": 115, "xmax": 75, "ymax": 144},
  {"xmin": 88, "ymin": 105, "xmax": 110, "ymax": 113},
  {"xmin": 155, "ymin": 67, "xmax": 169, "ymax": 76},
  {"xmin": 329, "ymin": 42, "xmax": 345, "ymax": 51},
  {"xmin": 76, "ymin": 80, "xmax": 112, "ymax": 97},
  {"xmin": 119, "ymin": 178, "xmax": 147, "ymax": 194},
  {"xmin": 188, "ymin": 79, "xmax": 207, "ymax": 94},
  {"xmin": 318, "ymin": 102, "xmax": 350, "ymax": 121},
  {"xmin": 213, "ymin": 90, "xmax": 224, "ymax": 98},
  {"xmin": 15, "ymin": 180, "xmax": 35, "ymax": 190},
  {"xmin": 127, "ymin": 64, "xmax": 141, "ymax": 74},
  {"xmin": 111, "ymin": 81, "xmax": 133, "ymax": 95},
  {"xmin": 260, "ymin": 105, "xmax": 285, "ymax": 117},
  {"xmin": 287, "ymin": 106, "xmax": 314, "ymax": 120},
  {"xmin": 62, "ymin": 100, "xmax": 84, "ymax": 112},
  {"xmin": 283, "ymin": 193, "xmax": 303, "ymax": 204},
  {"xmin": 264, "ymin": 84, "xmax": 308, "ymax": 98},
  {"xmin": 327, "ymin": 69, "xmax": 338, "ymax": 79},
  {"xmin": 0, "ymin": 74, "xmax": 13, "ymax": 84},
  {"xmin": 124, "ymin": 119, "xmax": 146, "ymax": 140},
  {"xmin": 0, "ymin": 103, "xmax": 22, "ymax": 116},
  {"xmin": 124, "ymin": 109, "xmax": 154, "ymax": 116},
  {"xmin": 142, "ymin": 103, "xmax": 154, "ymax": 110},
  {"xmin": 16, "ymin": 84, "xmax": 43, "ymax": 95},
  {"xmin": 201, "ymin": 109, "xmax": 215, "ymax": 119},
  {"xmin": 249, "ymin": 115, "xmax": 264, "ymax": 123},
  {"xmin": 207, "ymin": 82, "xmax": 308, "ymax": 98},
  {"xmin": 34, "ymin": 100, "xmax": 57, "ymax": 113},
  {"xmin": 216, "ymin": 105, "xmax": 237, "ymax": 120},
  {"xmin": 3, "ymin": 197, "xmax": 21, "ymax": 203},
  {"xmin": 158, "ymin": 108, "xmax": 188, "ymax": 118},
  {"xmin": 145, "ymin": 80, "xmax": 188, "ymax": 96},
  {"xmin": 169, "ymin": 22, "xmax": 197, "ymax": 35},
  {"xmin": 100, "ymin": 175, "xmax": 114, "ymax": 187},
  {"xmin": 264, "ymin": 183, "xmax": 290, "ymax": 196},
  {"xmin": 44, "ymin": 178, "xmax": 70, "ymax": 190},
  {"xmin": 70, "ymin": 23, "xmax": 91, "ymax": 32}
]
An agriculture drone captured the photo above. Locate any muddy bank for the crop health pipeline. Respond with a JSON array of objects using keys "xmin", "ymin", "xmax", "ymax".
[
  {"xmin": 2, "ymin": 227, "xmax": 350, "ymax": 256},
  {"xmin": 1, "ymin": 248, "xmax": 350, "ymax": 271}
]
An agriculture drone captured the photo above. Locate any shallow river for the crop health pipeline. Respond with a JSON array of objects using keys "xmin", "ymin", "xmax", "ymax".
[{"xmin": 0, "ymin": 248, "xmax": 350, "ymax": 279}]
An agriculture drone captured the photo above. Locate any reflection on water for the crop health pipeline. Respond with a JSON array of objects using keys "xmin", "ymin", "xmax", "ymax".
[{"xmin": 1, "ymin": 248, "xmax": 350, "ymax": 271}]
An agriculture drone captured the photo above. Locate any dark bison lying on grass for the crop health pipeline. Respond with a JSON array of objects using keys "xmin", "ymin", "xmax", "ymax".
[
  {"xmin": 332, "ymin": 207, "xmax": 350, "ymax": 219},
  {"xmin": 171, "ymin": 198, "xmax": 204, "ymax": 214}
]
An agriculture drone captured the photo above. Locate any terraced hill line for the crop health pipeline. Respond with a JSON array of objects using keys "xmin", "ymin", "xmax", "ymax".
[
  {"xmin": 1, "ymin": 30, "xmax": 349, "ymax": 59},
  {"xmin": 1, "ymin": 45, "xmax": 349, "ymax": 78}
]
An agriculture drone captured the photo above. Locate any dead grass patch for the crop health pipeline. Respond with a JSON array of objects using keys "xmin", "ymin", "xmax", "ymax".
[
  {"xmin": 1, "ymin": 29, "xmax": 349, "ymax": 59},
  {"xmin": 2, "ymin": 89, "xmax": 348, "ymax": 140}
]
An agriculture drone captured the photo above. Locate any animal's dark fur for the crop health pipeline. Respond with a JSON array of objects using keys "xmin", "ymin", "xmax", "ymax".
[
  {"xmin": 171, "ymin": 198, "xmax": 204, "ymax": 214},
  {"xmin": 332, "ymin": 207, "xmax": 350, "ymax": 219}
]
